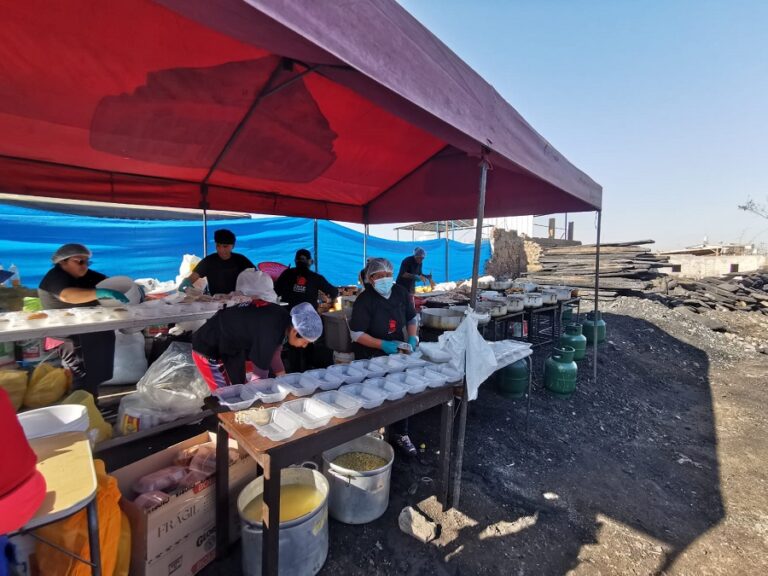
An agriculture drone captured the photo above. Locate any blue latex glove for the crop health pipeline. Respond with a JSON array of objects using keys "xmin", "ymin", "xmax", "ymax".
[
  {"xmin": 380, "ymin": 340, "xmax": 399, "ymax": 355},
  {"xmin": 178, "ymin": 278, "xmax": 193, "ymax": 293},
  {"xmin": 408, "ymin": 335, "xmax": 419, "ymax": 352},
  {"xmin": 95, "ymin": 288, "xmax": 129, "ymax": 303}
]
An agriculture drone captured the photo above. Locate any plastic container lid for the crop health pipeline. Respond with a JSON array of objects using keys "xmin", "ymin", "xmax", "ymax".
[
  {"xmin": 275, "ymin": 373, "xmax": 317, "ymax": 397},
  {"xmin": 427, "ymin": 364, "xmax": 463, "ymax": 383},
  {"xmin": 326, "ymin": 364, "xmax": 367, "ymax": 384},
  {"xmin": 351, "ymin": 359, "xmax": 386, "ymax": 378},
  {"xmin": 338, "ymin": 383, "xmax": 387, "ymax": 410},
  {"xmin": 362, "ymin": 377, "xmax": 408, "ymax": 401},
  {"xmin": 384, "ymin": 355, "xmax": 408, "ymax": 373},
  {"xmin": 386, "ymin": 371, "xmax": 429, "ymax": 394},
  {"xmin": 313, "ymin": 390, "xmax": 363, "ymax": 419},
  {"xmin": 252, "ymin": 407, "xmax": 302, "ymax": 441},
  {"xmin": 18, "ymin": 404, "xmax": 89, "ymax": 439},
  {"xmin": 405, "ymin": 367, "xmax": 447, "ymax": 389},
  {"xmin": 213, "ymin": 384, "xmax": 256, "ymax": 411},
  {"xmin": 399, "ymin": 353, "xmax": 429, "ymax": 369},
  {"xmin": 243, "ymin": 379, "xmax": 290, "ymax": 404},
  {"xmin": 300, "ymin": 368, "xmax": 344, "ymax": 391},
  {"xmin": 279, "ymin": 398, "xmax": 333, "ymax": 429}
]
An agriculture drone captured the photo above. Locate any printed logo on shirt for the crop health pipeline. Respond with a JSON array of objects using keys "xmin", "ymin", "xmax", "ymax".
[
  {"xmin": 293, "ymin": 276, "xmax": 307, "ymax": 293},
  {"xmin": 250, "ymin": 299, "xmax": 270, "ymax": 308},
  {"xmin": 388, "ymin": 319, "xmax": 397, "ymax": 334}
]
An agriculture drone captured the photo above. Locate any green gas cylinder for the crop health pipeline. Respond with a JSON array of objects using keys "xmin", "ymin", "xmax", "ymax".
[
  {"xmin": 561, "ymin": 306, "xmax": 574, "ymax": 325},
  {"xmin": 544, "ymin": 347, "xmax": 578, "ymax": 396},
  {"xmin": 496, "ymin": 358, "xmax": 529, "ymax": 399},
  {"xmin": 559, "ymin": 323, "xmax": 587, "ymax": 360},
  {"xmin": 582, "ymin": 311, "xmax": 607, "ymax": 344}
]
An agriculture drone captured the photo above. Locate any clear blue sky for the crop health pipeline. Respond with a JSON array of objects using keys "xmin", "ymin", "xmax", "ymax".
[{"xmin": 389, "ymin": 0, "xmax": 768, "ymax": 250}]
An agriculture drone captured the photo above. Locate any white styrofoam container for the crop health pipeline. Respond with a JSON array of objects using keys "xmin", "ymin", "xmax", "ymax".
[
  {"xmin": 279, "ymin": 398, "xmax": 334, "ymax": 429},
  {"xmin": 313, "ymin": 390, "xmax": 363, "ymax": 418},
  {"xmin": 243, "ymin": 379, "xmax": 290, "ymax": 404},
  {"xmin": 213, "ymin": 384, "xmax": 256, "ymax": 411},
  {"xmin": 338, "ymin": 383, "xmax": 387, "ymax": 410},
  {"xmin": 18, "ymin": 404, "xmax": 89, "ymax": 439},
  {"xmin": 276, "ymin": 373, "xmax": 317, "ymax": 397}
]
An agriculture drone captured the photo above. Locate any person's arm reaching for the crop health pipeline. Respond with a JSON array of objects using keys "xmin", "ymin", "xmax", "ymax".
[{"xmin": 319, "ymin": 276, "xmax": 339, "ymax": 300}]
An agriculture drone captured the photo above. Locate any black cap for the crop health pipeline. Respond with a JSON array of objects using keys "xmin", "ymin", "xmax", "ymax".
[
  {"xmin": 214, "ymin": 229, "xmax": 236, "ymax": 245},
  {"xmin": 295, "ymin": 249, "xmax": 312, "ymax": 260}
]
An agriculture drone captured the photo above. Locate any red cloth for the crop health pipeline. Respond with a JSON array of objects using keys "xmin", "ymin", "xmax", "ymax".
[{"xmin": 0, "ymin": 388, "xmax": 46, "ymax": 534}]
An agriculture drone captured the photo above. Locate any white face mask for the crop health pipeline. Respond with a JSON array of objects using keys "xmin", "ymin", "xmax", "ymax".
[{"xmin": 374, "ymin": 277, "xmax": 394, "ymax": 299}]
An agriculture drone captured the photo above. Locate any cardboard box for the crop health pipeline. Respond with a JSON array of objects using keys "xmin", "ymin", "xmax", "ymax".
[
  {"xmin": 112, "ymin": 431, "xmax": 258, "ymax": 576},
  {"xmin": 143, "ymin": 522, "xmax": 217, "ymax": 576}
]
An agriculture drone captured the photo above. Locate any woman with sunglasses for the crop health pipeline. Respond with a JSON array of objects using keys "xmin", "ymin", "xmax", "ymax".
[
  {"xmin": 37, "ymin": 243, "xmax": 129, "ymax": 398},
  {"xmin": 192, "ymin": 301, "xmax": 323, "ymax": 391}
]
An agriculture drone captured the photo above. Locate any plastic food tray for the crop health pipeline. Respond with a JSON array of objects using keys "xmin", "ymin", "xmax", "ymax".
[
  {"xmin": 252, "ymin": 408, "xmax": 302, "ymax": 441},
  {"xmin": 426, "ymin": 364, "xmax": 463, "ymax": 383},
  {"xmin": 386, "ymin": 371, "xmax": 429, "ymax": 394},
  {"xmin": 276, "ymin": 373, "xmax": 318, "ymax": 397},
  {"xmin": 279, "ymin": 398, "xmax": 334, "ymax": 429},
  {"xmin": 384, "ymin": 355, "xmax": 408, "ymax": 372},
  {"xmin": 362, "ymin": 377, "xmax": 408, "ymax": 401},
  {"xmin": 301, "ymin": 369, "xmax": 344, "ymax": 391},
  {"xmin": 338, "ymin": 384, "xmax": 387, "ymax": 410},
  {"xmin": 400, "ymin": 354, "xmax": 429, "ymax": 369},
  {"xmin": 242, "ymin": 379, "xmax": 290, "ymax": 404},
  {"xmin": 351, "ymin": 359, "xmax": 386, "ymax": 378},
  {"xmin": 326, "ymin": 364, "xmax": 367, "ymax": 384},
  {"xmin": 417, "ymin": 342, "xmax": 452, "ymax": 363},
  {"xmin": 313, "ymin": 390, "xmax": 363, "ymax": 419},
  {"xmin": 405, "ymin": 367, "xmax": 447, "ymax": 389},
  {"xmin": 212, "ymin": 384, "xmax": 257, "ymax": 411}
]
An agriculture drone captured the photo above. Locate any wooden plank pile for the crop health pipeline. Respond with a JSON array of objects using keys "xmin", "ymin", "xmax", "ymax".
[
  {"xmin": 525, "ymin": 240, "xmax": 669, "ymax": 297},
  {"xmin": 673, "ymin": 272, "xmax": 768, "ymax": 314}
]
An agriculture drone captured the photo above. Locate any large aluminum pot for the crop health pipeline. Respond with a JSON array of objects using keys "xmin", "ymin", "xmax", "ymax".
[
  {"xmin": 548, "ymin": 286, "xmax": 573, "ymax": 301},
  {"xmin": 513, "ymin": 280, "xmax": 538, "ymax": 293},
  {"xmin": 523, "ymin": 293, "xmax": 543, "ymax": 308},
  {"xmin": 322, "ymin": 435, "xmax": 394, "ymax": 524},
  {"xmin": 449, "ymin": 305, "xmax": 490, "ymax": 325},
  {"xmin": 490, "ymin": 279, "xmax": 513, "ymax": 290},
  {"xmin": 538, "ymin": 290, "xmax": 558, "ymax": 305},
  {"xmin": 421, "ymin": 308, "xmax": 464, "ymax": 330},
  {"xmin": 506, "ymin": 295, "xmax": 525, "ymax": 313}
]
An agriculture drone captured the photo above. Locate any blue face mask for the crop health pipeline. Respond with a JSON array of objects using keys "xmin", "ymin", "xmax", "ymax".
[{"xmin": 374, "ymin": 276, "xmax": 394, "ymax": 298}]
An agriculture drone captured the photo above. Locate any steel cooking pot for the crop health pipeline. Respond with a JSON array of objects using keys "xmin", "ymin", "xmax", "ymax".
[
  {"xmin": 513, "ymin": 280, "xmax": 538, "ymax": 293},
  {"xmin": 506, "ymin": 295, "xmax": 525, "ymax": 313},
  {"xmin": 549, "ymin": 286, "xmax": 573, "ymax": 301},
  {"xmin": 522, "ymin": 293, "xmax": 543, "ymax": 308},
  {"xmin": 421, "ymin": 308, "xmax": 465, "ymax": 330},
  {"xmin": 538, "ymin": 290, "xmax": 558, "ymax": 305}
]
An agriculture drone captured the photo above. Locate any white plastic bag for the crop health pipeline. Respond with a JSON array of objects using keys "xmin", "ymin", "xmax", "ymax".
[
  {"xmin": 235, "ymin": 269, "xmax": 278, "ymax": 303},
  {"xmin": 102, "ymin": 331, "xmax": 148, "ymax": 385},
  {"xmin": 136, "ymin": 342, "xmax": 209, "ymax": 415},
  {"xmin": 439, "ymin": 310, "xmax": 497, "ymax": 401}
]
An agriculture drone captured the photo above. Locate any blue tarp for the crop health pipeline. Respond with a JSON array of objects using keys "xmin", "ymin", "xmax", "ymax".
[{"xmin": 0, "ymin": 204, "xmax": 490, "ymax": 288}]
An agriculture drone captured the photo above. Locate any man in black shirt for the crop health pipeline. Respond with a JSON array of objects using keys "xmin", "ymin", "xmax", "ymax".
[
  {"xmin": 178, "ymin": 229, "xmax": 255, "ymax": 295},
  {"xmin": 396, "ymin": 247, "xmax": 433, "ymax": 295},
  {"xmin": 274, "ymin": 249, "xmax": 338, "ymax": 310},
  {"xmin": 38, "ymin": 243, "xmax": 128, "ymax": 398}
]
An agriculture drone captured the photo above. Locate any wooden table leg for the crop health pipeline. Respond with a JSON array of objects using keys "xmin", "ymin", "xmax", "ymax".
[
  {"xmin": 86, "ymin": 498, "xmax": 101, "ymax": 576},
  {"xmin": 216, "ymin": 423, "xmax": 230, "ymax": 558},
  {"xmin": 438, "ymin": 398, "xmax": 454, "ymax": 509},
  {"xmin": 262, "ymin": 454, "xmax": 281, "ymax": 576}
]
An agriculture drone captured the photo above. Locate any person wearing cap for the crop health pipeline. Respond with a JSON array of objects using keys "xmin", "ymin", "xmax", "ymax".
[
  {"xmin": 0, "ymin": 387, "xmax": 46, "ymax": 538},
  {"xmin": 274, "ymin": 249, "xmax": 338, "ymax": 310},
  {"xmin": 38, "ymin": 243, "xmax": 127, "ymax": 397},
  {"xmin": 192, "ymin": 301, "xmax": 323, "ymax": 390},
  {"xmin": 396, "ymin": 247, "xmax": 434, "ymax": 296},
  {"xmin": 178, "ymin": 229, "xmax": 255, "ymax": 295},
  {"xmin": 349, "ymin": 257, "xmax": 420, "ymax": 456}
]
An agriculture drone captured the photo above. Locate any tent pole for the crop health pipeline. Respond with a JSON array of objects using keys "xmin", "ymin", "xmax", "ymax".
[
  {"xmin": 445, "ymin": 221, "xmax": 449, "ymax": 282},
  {"xmin": 363, "ymin": 224, "xmax": 369, "ymax": 265},
  {"xmin": 200, "ymin": 184, "xmax": 209, "ymax": 255},
  {"xmin": 452, "ymin": 152, "xmax": 489, "ymax": 509},
  {"xmin": 313, "ymin": 219, "xmax": 319, "ymax": 272},
  {"xmin": 593, "ymin": 210, "xmax": 602, "ymax": 382}
]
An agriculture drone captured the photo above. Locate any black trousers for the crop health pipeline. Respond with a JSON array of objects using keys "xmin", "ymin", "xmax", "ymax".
[{"xmin": 57, "ymin": 331, "xmax": 115, "ymax": 400}]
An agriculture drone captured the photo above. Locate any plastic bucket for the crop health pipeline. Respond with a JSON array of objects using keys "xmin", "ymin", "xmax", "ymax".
[
  {"xmin": 18, "ymin": 404, "xmax": 88, "ymax": 439},
  {"xmin": 238, "ymin": 466, "xmax": 329, "ymax": 576},
  {"xmin": 321, "ymin": 435, "xmax": 394, "ymax": 524},
  {"xmin": 96, "ymin": 276, "xmax": 142, "ymax": 306}
]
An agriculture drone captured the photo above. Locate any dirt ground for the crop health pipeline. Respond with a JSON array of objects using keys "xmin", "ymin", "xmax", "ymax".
[{"xmin": 201, "ymin": 296, "xmax": 768, "ymax": 576}]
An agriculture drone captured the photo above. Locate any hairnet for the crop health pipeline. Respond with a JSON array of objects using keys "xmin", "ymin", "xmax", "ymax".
[
  {"xmin": 235, "ymin": 269, "xmax": 278, "ymax": 303},
  {"xmin": 290, "ymin": 302, "xmax": 323, "ymax": 342},
  {"xmin": 414, "ymin": 247, "xmax": 426, "ymax": 257},
  {"xmin": 52, "ymin": 243, "xmax": 92, "ymax": 264},
  {"xmin": 365, "ymin": 258, "xmax": 393, "ymax": 282}
]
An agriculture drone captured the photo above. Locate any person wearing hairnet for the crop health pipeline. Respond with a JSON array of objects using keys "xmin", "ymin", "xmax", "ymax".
[
  {"xmin": 37, "ymin": 243, "xmax": 128, "ymax": 398},
  {"xmin": 178, "ymin": 229, "xmax": 255, "ymax": 295},
  {"xmin": 274, "ymin": 249, "xmax": 338, "ymax": 310},
  {"xmin": 396, "ymin": 247, "xmax": 434, "ymax": 296},
  {"xmin": 349, "ymin": 257, "xmax": 420, "ymax": 456},
  {"xmin": 192, "ymin": 301, "xmax": 322, "ymax": 390}
]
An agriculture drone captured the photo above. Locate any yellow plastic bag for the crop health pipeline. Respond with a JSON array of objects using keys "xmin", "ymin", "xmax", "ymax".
[
  {"xmin": 23, "ymin": 367, "xmax": 67, "ymax": 408},
  {"xmin": 31, "ymin": 361, "xmax": 55, "ymax": 387},
  {"xmin": 35, "ymin": 459, "xmax": 122, "ymax": 576},
  {"xmin": 113, "ymin": 511, "xmax": 131, "ymax": 576},
  {"xmin": 0, "ymin": 369, "xmax": 28, "ymax": 411},
  {"xmin": 61, "ymin": 390, "xmax": 113, "ymax": 443}
]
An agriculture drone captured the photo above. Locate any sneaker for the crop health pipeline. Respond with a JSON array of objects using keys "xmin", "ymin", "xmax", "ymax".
[{"xmin": 392, "ymin": 434, "xmax": 418, "ymax": 457}]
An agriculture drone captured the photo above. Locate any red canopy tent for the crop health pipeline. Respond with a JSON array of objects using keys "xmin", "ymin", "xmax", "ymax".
[{"xmin": 0, "ymin": 0, "xmax": 604, "ymax": 548}]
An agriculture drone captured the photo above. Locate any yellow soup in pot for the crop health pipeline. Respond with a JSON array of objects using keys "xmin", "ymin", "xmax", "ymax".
[{"xmin": 243, "ymin": 484, "xmax": 324, "ymax": 523}]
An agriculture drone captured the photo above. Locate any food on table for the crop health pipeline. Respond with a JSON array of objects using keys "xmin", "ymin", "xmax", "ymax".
[{"xmin": 332, "ymin": 451, "xmax": 388, "ymax": 472}]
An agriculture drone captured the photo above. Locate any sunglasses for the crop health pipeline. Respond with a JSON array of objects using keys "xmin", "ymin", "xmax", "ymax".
[{"xmin": 69, "ymin": 258, "xmax": 90, "ymax": 265}]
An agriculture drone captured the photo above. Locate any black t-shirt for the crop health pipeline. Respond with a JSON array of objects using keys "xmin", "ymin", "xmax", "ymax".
[
  {"xmin": 349, "ymin": 284, "xmax": 416, "ymax": 359},
  {"xmin": 274, "ymin": 266, "xmax": 338, "ymax": 310},
  {"xmin": 396, "ymin": 255, "xmax": 422, "ymax": 294},
  {"xmin": 194, "ymin": 252, "xmax": 255, "ymax": 295},
  {"xmin": 38, "ymin": 266, "xmax": 107, "ymax": 310},
  {"xmin": 192, "ymin": 301, "xmax": 290, "ymax": 373}
]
